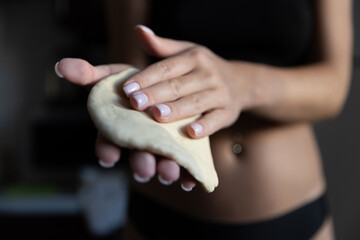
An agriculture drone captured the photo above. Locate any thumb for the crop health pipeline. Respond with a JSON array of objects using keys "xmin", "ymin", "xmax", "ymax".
[{"xmin": 135, "ymin": 25, "xmax": 195, "ymax": 58}]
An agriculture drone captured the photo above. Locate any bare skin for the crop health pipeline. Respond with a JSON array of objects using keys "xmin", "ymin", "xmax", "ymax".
[{"xmin": 55, "ymin": 0, "xmax": 352, "ymax": 239}]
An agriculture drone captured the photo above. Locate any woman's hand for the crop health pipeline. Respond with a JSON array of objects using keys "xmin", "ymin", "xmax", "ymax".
[
  {"xmin": 124, "ymin": 25, "xmax": 253, "ymax": 138},
  {"xmin": 55, "ymin": 58, "xmax": 197, "ymax": 191},
  {"xmin": 54, "ymin": 26, "xmax": 255, "ymax": 192}
]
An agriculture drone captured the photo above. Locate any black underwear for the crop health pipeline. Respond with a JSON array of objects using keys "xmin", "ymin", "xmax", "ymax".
[{"xmin": 128, "ymin": 191, "xmax": 329, "ymax": 240}]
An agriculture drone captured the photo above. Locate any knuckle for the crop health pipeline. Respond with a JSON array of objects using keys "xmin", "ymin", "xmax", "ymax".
[
  {"xmin": 79, "ymin": 64, "xmax": 93, "ymax": 86},
  {"xmin": 203, "ymin": 70, "xmax": 216, "ymax": 84},
  {"xmin": 189, "ymin": 46, "xmax": 206, "ymax": 60},
  {"xmin": 200, "ymin": 68, "xmax": 219, "ymax": 87},
  {"xmin": 189, "ymin": 94, "xmax": 203, "ymax": 112},
  {"xmin": 168, "ymin": 78, "xmax": 183, "ymax": 98},
  {"xmin": 155, "ymin": 61, "xmax": 171, "ymax": 77}
]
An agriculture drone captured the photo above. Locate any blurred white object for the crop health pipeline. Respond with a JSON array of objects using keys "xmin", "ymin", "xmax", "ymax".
[{"xmin": 77, "ymin": 166, "xmax": 129, "ymax": 236}]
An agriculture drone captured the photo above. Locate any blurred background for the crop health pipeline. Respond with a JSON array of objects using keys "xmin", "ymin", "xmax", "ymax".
[{"xmin": 0, "ymin": 0, "xmax": 359, "ymax": 239}]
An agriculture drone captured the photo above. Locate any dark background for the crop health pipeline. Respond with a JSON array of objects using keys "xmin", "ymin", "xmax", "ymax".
[{"xmin": 0, "ymin": 0, "xmax": 359, "ymax": 239}]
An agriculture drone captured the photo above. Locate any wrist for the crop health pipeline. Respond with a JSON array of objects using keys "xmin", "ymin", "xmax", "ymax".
[
  {"xmin": 233, "ymin": 61, "xmax": 285, "ymax": 117},
  {"xmin": 230, "ymin": 61, "xmax": 271, "ymax": 111}
]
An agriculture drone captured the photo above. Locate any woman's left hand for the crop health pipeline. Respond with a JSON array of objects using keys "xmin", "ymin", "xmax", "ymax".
[{"xmin": 124, "ymin": 25, "xmax": 254, "ymax": 138}]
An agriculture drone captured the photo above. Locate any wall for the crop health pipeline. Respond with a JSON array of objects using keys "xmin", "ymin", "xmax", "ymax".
[{"xmin": 314, "ymin": 1, "xmax": 360, "ymax": 239}]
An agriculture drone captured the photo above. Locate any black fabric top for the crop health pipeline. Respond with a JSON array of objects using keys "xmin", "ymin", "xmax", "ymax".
[{"xmin": 149, "ymin": 0, "xmax": 314, "ymax": 66}]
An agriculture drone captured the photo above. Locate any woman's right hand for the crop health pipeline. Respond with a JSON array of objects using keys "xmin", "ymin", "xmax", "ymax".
[{"xmin": 55, "ymin": 58, "xmax": 197, "ymax": 191}]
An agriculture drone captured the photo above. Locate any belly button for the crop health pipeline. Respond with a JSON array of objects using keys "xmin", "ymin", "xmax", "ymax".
[
  {"xmin": 232, "ymin": 131, "xmax": 244, "ymax": 155},
  {"xmin": 232, "ymin": 143, "xmax": 243, "ymax": 154}
]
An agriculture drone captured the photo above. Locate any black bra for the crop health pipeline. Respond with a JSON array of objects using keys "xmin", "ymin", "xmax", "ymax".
[{"xmin": 149, "ymin": 0, "xmax": 314, "ymax": 66}]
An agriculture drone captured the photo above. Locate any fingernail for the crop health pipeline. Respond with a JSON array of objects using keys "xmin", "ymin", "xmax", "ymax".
[
  {"xmin": 132, "ymin": 92, "xmax": 148, "ymax": 108},
  {"xmin": 137, "ymin": 25, "xmax": 155, "ymax": 35},
  {"xmin": 190, "ymin": 123, "xmax": 203, "ymax": 137},
  {"xmin": 133, "ymin": 173, "xmax": 150, "ymax": 183},
  {"xmin": 98, "ymin": 159, "xmax": 115, "ymax": 168},
  {"xmin": 181, "ymin": 184, "xmax": 193, "ymax": 192},
  {"xmin": 155, "ymin": 104, "xmax": 171, "ymax": 117},
  {"xmin": 123, "ymin": 82, "xmax": 140, "ymax": 97},
  {"xmin": 54, "ymin": 61, "xmax": 64, "ymax": 78},
  {"xmin": 158, "ymin": 175, "xmax": 173, "ymax": 185}
]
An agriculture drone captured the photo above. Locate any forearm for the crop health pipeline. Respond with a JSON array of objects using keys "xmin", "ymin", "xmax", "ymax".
[
  {"xmin": 237, "ymin": 0, "xmax": 353, "ymax": 123},
  {"xmin": 237, "ymin": 60, "xmax": 352, "ymax": 123}
]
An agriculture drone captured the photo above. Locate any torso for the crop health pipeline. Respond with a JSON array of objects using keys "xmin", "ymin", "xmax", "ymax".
[
  {"xmin": 132, "ymin": 114, "xmax": 326, "ymax": 223},
  {"xmin": 130, "ymin": 0, "xmax": 324, "ymax": 225}
]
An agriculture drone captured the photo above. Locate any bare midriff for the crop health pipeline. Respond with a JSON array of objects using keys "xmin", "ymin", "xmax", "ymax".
[{"xmin": 131, "ymin": 114, "xmax": 326, "ymax": 223}]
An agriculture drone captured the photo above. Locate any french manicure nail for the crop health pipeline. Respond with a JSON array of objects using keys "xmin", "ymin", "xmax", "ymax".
[
  {"xmin": 181, "ymin": 184, "xmax": 193, "ymax": 192},
  {"xmin": 132, "ymin": 92, "xmax": 148, "ymax": 108},
  {"xmin": 155, "ymin": 104, "xmax": 171, "ymax": 117},
  {"xmin": 133, "ymin": 173, "xmax": 150, "ymax": 183},
  {"xmin": 190, "ymin": 123, "xmax": 203, "ymax": 137},
  {"xmin": 98, "ymin": 159, "xmax": 115, "ymax": 168},
  {"xmin": 123, "ymin": 82, "xmax": 140, "ymax": 97},
  {"xmin": 158, "ymin": 175, "xmax": 173, "ymax": 186},
  {"xmin": 137, "ymin": 25, "xmax": 155, "ymax": 35},
  {"xmin": 54, "ymin": 62, "xmax": 64, "ymax": 78}
]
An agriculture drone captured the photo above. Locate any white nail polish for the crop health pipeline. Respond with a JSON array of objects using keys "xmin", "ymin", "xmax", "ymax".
[
  {"xmin": 155, "ymin": 104, "xmax": 171, "ymax": 117},
  {"xmin": 98, "ymin": 159, "xmax": 115, "ymax": 168},
  {"xmin": 132, "ymin": 92, "xmax": 148, "ymax": 108},
  {"xmin": 123, "ymin": 82, "xmax": 140, "ymax": 97},
  {"xmin": 133, "ymin": 173, "xmax": 150, "ymax": 183},
  {"xmin": 158, "ymin": 175, "xmax": 173, "ymax": 185},
  {"xmin": 54, "ymin": 61, "xmax": 64, "ymax": 78},
  {"xmin": 181, "ymin": 184, "xmax": 193, "ymax": 192},
  {"xmin": 190, "ymin": 123, "xmax": 203, "ymax": 136},
  {"xmin": 138, "ymin": 25, "xmax": 155, "ymax": 35}
]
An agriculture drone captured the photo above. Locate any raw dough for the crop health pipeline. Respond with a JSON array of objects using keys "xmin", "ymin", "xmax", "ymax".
[{"xmin": 87, "ymin": 68, "xmax": 218, "ymax": 192}]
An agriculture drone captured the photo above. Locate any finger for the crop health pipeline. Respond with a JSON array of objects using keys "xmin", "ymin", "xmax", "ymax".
[
  {"xmin": 156, "ymin": 158, "xmax": 180, "ymax": 185},
  {"xmin": 180, "ymin": 168, "xmax": 197, "ymax": 192},
  {"xmin": 55, "ymin": 58, "xmax": 132, "ymax": 86},
  {"xmin": 152, "ymin": 90, "xmax": 220, "ymax": 122},
  {"xmin": 130, "ymin": 70, "xmax": 215, "ymax": 110},
  {"xmin": 187, "ymin": 108, "xmax": 235, "ymax": 138},
  {"xmin": 95, "ymin": 133, "xmax": 121, "ymax": 168},
  {"xmin": 129, "ymin": 150, "xmax": 156, "ymax": 183},
  {"xmin": 123, "ymin": 51, "xmax": 198, "ymax": 98},
  {"xmin": 135, "ymin": 25, "xmax": 195, "ymax": 58}
]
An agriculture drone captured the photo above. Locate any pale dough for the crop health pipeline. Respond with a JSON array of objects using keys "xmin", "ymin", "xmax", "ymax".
[{"xmin": 87, "ymin": 68, "xmax": 218, "ymax": 192}]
